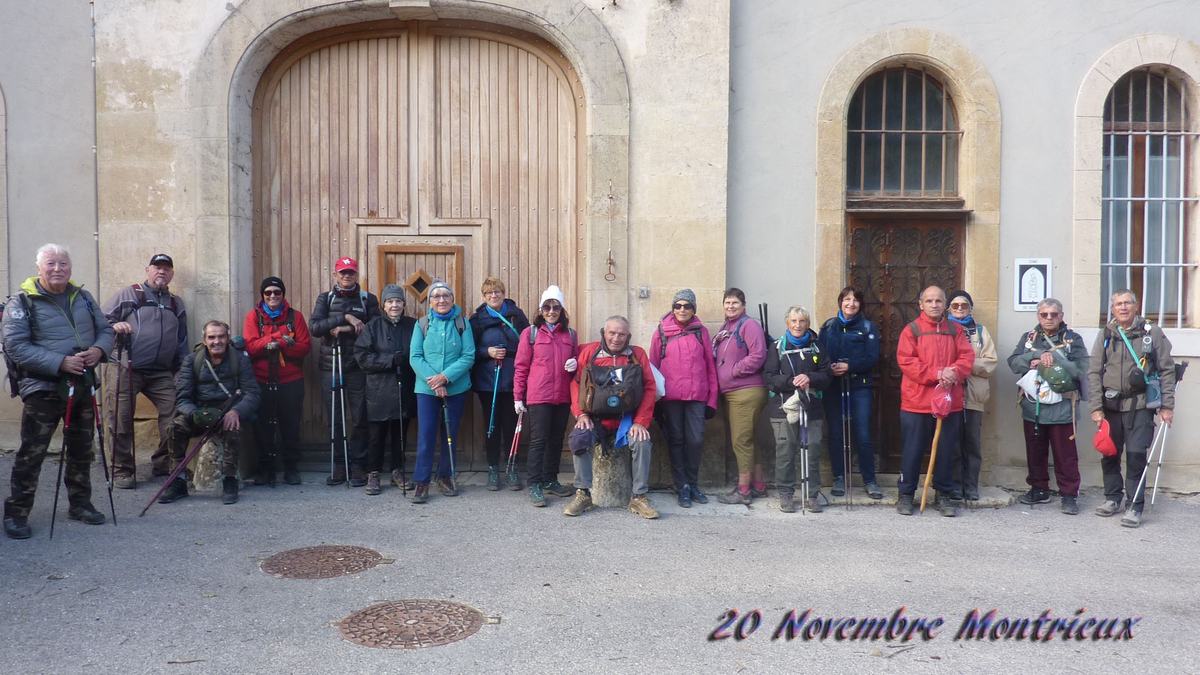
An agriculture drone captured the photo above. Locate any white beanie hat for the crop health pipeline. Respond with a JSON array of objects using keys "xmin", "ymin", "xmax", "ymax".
[{"xmin": 539, "ymin": 284, "xmax": 566, "ymax": 307}]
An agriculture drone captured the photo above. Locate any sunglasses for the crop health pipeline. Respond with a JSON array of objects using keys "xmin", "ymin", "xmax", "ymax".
[
  {"xmin": 430, "ymin": 294, "xmax": 452, "ymax": 301},
  {"xmin": 1039, "ymin": 312, "xmax": 1061, "ymax": 319},
  {"xmin": 541, "ymin": 303, "xmax": 562, "ymax": 312},
  {"xmin": 263, "ymin": 289, "xmax": 283, "ymax": 297},
  {"xmin": 949, "ymin": 302, "xmax": 971, "ymax": 310},
  {"xmin": 337, "ymin": 270, "xmax": 357, "ymax": 276},
  {"xmin": 673, "ymin": 303, "xmax": 695, "ymax": 311}
]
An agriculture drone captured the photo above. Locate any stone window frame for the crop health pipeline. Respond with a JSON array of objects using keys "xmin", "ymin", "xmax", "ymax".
[{"xmin": 1075, "ymin": 34, "xmax": 1200, "ymax": 348}]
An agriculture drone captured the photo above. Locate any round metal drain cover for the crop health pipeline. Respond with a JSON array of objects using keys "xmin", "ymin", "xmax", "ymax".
[
  {"xmin": 338, "ymin": 600, "xmax": 484, "ymax": 649},
  {"xmin": 260, "ymin": 545, "xmax": 383, "ymax": 579}
]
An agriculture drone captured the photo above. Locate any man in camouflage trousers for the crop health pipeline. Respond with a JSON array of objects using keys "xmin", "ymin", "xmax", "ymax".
[{"xmin": 3, "ymin": 244, "xmax": 115, "ymax": 539}]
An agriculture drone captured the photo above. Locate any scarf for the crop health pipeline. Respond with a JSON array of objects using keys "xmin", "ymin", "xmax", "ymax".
[
  {"xmin": 784, "ymin": 331, "xmax": 811, "ymax": 348},
  {"xmin": 260, "ymin": 302, "xmax": 283, "ymax": 320}
]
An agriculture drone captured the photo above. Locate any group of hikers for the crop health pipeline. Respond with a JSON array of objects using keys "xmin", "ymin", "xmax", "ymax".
[{"xmin": 0, "ymin": 244, "xmax": 1179, "ymax": 539}]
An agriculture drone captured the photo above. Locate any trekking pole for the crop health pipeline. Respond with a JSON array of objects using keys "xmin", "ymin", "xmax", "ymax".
[
  {"xmin": 442, "ymin": 396, "xmax": 457, "ymax": 488},
  {"xmin": 89, "ymin": 372, "xmax": 117, "ymax": 526},
  {"xmin": 842, "ymin": 377, "xmax": 853, "ymax": 509},
  {"xmin": 328, "ymin": 343, "xmax": 338, "ymax": 481},
  {"xmin": 506, "ymin": 411, "xmax": 524, "ymax": 477},
  {"xmin": 266, "ymin": 355, "xmax": 280, "ymax": 488},
  {"xmin": 140, "ymin": 396, "xmax": 239, "ymax": 517},
  {"xmin": 798, "ymin": 405, "xmax": 809, "ymax": 516},
  {"xmin": 1132, "ymin": 361, "xmax": 1187, "ymax": 510},
  {"xmin": 397, "ymin": 364, "xmax": 408, "ymax": 496},
  {"xmin": 49, "ymin": 378, "xmax": 77, "ymax": 539},
  {"xmin": 487, "ymin": 359, "xmax": 501, "ymax": 438},
  {"xmin": 336, "ymin": 341, "xmax": 351, "ymax": 488}
]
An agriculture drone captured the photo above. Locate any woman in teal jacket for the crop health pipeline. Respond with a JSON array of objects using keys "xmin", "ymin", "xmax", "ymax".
[{"xmin": 409, "ymin": 281, "xmax": 475, "ymax": 503}]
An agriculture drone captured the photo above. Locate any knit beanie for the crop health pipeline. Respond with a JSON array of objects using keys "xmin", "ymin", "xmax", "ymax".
[
  {"xmin": 382, "ymin": 284, "xmax": 405, "ymax": 303},
  {"xmin": 260, "ymin": 276, "xmax": 286, "ymax": 296},
  {"xmin": 948, "ymin": 289, "xmax": 973, "ymax": 307},
  {"xmin": 672, "ymin": 288, "xmax": 697, "ymax": 307}
]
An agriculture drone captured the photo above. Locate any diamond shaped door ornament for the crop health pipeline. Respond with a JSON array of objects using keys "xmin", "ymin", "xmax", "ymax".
[{"xmin": 404, "ymin": 269, "xmax": 433, "ymax": 302}]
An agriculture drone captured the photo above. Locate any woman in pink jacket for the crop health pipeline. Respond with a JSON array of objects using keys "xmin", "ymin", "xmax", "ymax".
[
  {"xmin": 649, "ymin": 289, "xmax": 718, "ymax": 508},
  {"xmin": 513, "ymin": 285, "xmax": 579, "ymax": 508},
  {"xmin": 714, "ymin": 287, "xmax": 769, "ymax": 505}
]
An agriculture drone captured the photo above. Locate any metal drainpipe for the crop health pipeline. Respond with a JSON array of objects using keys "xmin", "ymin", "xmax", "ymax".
[{"xmin": 89, "ymin": 1, "xmax": 102, "ymax": 294}]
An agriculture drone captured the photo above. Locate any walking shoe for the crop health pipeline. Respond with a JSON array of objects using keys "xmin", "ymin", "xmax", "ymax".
[
  {"xmin": 326, "ymin": 465, "xmax": 346, "ymax": 486},
  {"xmin": 113, "ymin": 474, "xmax": 136, "ymax": 490},
  {"xmin": 831, "ymin": 476, "xmax": 846, "ymax": 497},
  {"xmin": 1120, "ymin": 509, "xmax": 1142, "ymax": 528},
  {"xmin": 253, "ymin": 469, "xmax": 274, "ymax": 486},
  {"xmin": 718, "ymin": 487, "xmax": 751, "ymax": 505},
  {"xmin": 486, "ymin": 466, "xmax": 501, "ymax": 491},
  {"xmin": 506, "ymin": 466, "xmax": 522, "ymax": 491},
  {"xmin": 436, "ymin": 476, "xmax": 458, "ymax": 497},
  {"xmin": 543, "ymin": 480, "xmax": 573, "ymax": 498},
  {"xmin": 938, "ymin": 497, "xmax": 961, "ymax": 518},
  {"xmin": 865, "ymin": 482, "xmax": 883, "ymax": 500},
  {"xmin": 158, "ymin": 478, "xmax": 189, "ymax": 504},
  {"xmin": 964, "ymin": 487, "xmax": 981, "ymax": 501},
  {"xmin": 4, "ymin": 516, "xmax": 31, "ymax": 539},
  {"xmin": 564, "ymin": 489, "xmax": 594, "ymax": 517},
  {"xmin": 779, "ymin": 491, "xmax": 796, "ymax": 513},
  {"xmin": 410, "ymin": 483, "xmax": 429, "ymax": 504},
  {"xmin": 628, "ymin": 494, "xmax": 660, "ymax": 519},
  {"xmin": 690, "ymin": 485, "xmax": 709, "ymax": 504},
  {"xmin": 896, "ymin": 493, "xmax": 914, "ymax": 515},
  {"xmin": 222, "ymin": 477, "xmax": 239, "ymax": 505},
  {"xmin": 1018, "ymin": 487, "xmax": 1051, "ymax": 505},
  {"xmin": 67, "ymin": 504, "xmax": 106, "ymax": 525},
  {"xmin": 677, "ymin": 485, "xmax": 693, "ymax": 509},
  {"xmin": 365, "ymin": 471, "xmax": 381, "ymax": 495},
  {"xmin": 151, "ymin": 465, "xmax": 171, "ymax": 477},
  {"xmin": 750, "ymin": 483, "xmax": 769, "ymax": 499},
  {"xmin": 284, "ymin": 468, "xmax": 302, "ymax": 485},
  {"xmin": 529, "ymin": 483, "xmax": 546, "ymax": 507},
  {"xmin": 349, "ymin": 466, "xmax": 368, "ymax": 488},
  {"xmin": 1094, "ymin": 499, "xmax": 1121, "ymax": 517},
  {"xmin": 806, "ymin": 495, "xmax": 824, "ymax": 513},
  {"xmin": 389, "ymin": 469, "xmax": 404, "ymax": 488},
  {"xmin": 1061, "ymin": 495, "xmax": 1079, "ymax": 515}
]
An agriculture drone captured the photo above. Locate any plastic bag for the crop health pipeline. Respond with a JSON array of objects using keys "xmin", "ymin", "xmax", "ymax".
[{"xmin": 931, "ymin": 383, "xmax": 954, "ymax": 418}]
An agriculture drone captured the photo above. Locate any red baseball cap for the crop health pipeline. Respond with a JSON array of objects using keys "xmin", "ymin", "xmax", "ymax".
[
  {"xmin": 334, "ymin": 257, "xmax": 358, "ymax": 273},
  {"xmin": 1093, "ymin": 419, "xmax": 1118, "ymax": 457}
]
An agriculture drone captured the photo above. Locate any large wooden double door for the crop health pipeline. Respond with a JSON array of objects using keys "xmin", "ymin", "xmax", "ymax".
[
  {"xmin": 847, "ymin": 214, "xmax": 964, "ymax": 472},
  {"xmin": 252, "ymin": 21, "xmax": 584, "ymax": 458}
]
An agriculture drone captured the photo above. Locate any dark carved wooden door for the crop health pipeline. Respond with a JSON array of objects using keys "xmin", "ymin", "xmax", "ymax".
[{"xmin": 847, "ymin": 214, "xmax": 964, "ymax": 472}]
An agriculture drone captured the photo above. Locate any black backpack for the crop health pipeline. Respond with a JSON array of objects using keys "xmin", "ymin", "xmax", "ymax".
[{"xmin": 0, "ymin": 293, "xmax": 35, "ymax": 397}]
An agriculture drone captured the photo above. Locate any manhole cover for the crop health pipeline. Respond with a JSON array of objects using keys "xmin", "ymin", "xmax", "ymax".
[
  {"xmin": 338, "ymin": 600, "xmax": 484, "ymax": 649},
  {"xmin": 260, "ymin": 545, "xmax": 383, "ymax": 579}
]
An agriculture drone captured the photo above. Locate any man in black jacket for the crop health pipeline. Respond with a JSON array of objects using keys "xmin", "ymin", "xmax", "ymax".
[{"xmin": 310, "ymin": 257, "xmax": 380, "ymax": 486}]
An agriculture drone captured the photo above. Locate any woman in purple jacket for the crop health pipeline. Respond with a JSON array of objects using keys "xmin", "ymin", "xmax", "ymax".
[
  {"xmin": 649, "ymin": 289, "xmax": 719, "ymax": 508},
  {"xmin": 714, "ymin": 288, "xmax": 769, "ymax": 505}
]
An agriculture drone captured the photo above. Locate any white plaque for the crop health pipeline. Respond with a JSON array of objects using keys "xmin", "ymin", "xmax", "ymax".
[{"xmin": 1014, "ymin": 258, "xmax": 1051, "ymax": 311}]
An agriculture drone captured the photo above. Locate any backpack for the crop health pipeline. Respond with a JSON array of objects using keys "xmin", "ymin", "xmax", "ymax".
[
  {"xmin": 418, "ymin": 314, "xmax": 466, "ymax": 337},
  {"xmin": 190, "ymin": 342, "xmax": 242, "ymax": 389},
  {"xmin": 0, "ymin": 293, "xmax": 35, "ymax": 397},
  {"xmin": 529, "ymin": 325, "xmax": 577, "ymax": 347},
  {"xmin": 327, "ymin": 288, "xmax": 369, "ymax": 315},
  {"xmin": 657, "ymin": 322, "xmax": 705, "ymax": 360},
  {"xmin": 579, "ymin": 346, "xmax": 645, "ymax": 417},
  {"xmin": 256, "ymin": 307, "xmax": 296, "ymax": 335},
  {"xmin": 1025, "ymin": 330, "xmax": 1078, "ymax": 394},
  {"xmin": 131, "ymin": 284, "xmax": 178, "ymax": 314},
  {"xmin": 908, "ymin": 319, "xmax": 958, "ymax": 339},
  {"xmin": 713, "ymin": 314, "xmax": 751, "ymax": 356}
]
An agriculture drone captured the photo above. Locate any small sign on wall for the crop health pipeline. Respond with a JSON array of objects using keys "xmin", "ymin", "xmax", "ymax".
[{"xmin": 1014, "ymin": 258, "xmax": 1052, "ymax": 311}]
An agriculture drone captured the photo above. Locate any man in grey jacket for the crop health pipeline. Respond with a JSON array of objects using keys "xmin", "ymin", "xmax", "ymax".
[
  {"xmin": 3, "ymin": 244, "xmax": 115, "ymax": 539},
  {"xmin": 158, "ymin": 320, "xmax": 259, "ymax": 506},
  {"xmin": 103, "ymin": 253, "xmax": 188, "ymax": 488}
]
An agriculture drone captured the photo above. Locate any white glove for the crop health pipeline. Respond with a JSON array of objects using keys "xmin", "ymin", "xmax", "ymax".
[
  {"xmin": 514, "ymin": 401, "xmax": 527, "ymax": 415},
  {"xmin": 564, "ymin": 358, "xmax": 578, "ymax": 373}
]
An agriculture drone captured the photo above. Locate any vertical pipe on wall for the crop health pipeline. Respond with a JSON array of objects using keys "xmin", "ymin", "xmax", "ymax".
[{"xmin": 89, "ymin": 1, "xmax": 102, "ymax": 292}]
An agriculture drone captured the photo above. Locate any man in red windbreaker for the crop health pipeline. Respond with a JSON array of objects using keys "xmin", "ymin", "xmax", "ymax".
[
  {"xmin": 566, "ymin": 315, "xmax": 660, "ymax": 519},
  {"xmin": 895, "ymin": 286, "xmax": 975, "ymax": 517}
]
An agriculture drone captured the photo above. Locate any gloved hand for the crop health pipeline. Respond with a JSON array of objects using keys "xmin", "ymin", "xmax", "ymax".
[
  {"xmin": 514, "ymin": 400, "xmax": 527, "ymax": 415},
  {"xmin": 705, "ymin": 406, "xmax": 717, "ymax": 420},
  {"xmin": 281, "ymin": 335, "xmax": 296, "ymax": 347},
  {"xmin": 564, "ymin": 357, "xmax": 578, "ymax": 373},
  {"xmin": 192, "ymin": 407, "xmax": 220, "ymax": 428},
  {"xmin": 265, "ymin": 341, "xmax": 279, "ymax": 351}
]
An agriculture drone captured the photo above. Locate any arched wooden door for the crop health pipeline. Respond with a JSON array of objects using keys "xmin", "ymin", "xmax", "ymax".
[{"xmin": 252, "ymin": 20, "xmax": 584, "ymax": 465}]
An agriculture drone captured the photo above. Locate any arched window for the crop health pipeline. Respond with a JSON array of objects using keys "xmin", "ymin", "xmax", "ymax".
[
  {"xmin": 846, "ymin": 67, "xmax": 960, "ymax": 199},
  {"xmin": 1102, "ymin": 67, "xmax": 1195, "ymax": 324}
]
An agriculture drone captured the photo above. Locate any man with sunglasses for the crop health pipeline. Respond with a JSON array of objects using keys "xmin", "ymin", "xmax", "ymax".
[
  {"xmin": 1007, "ymin": 298, "xmax": 1088, "ymax": 515},
  {"xmin": 310, "ymin": 257, "xmax": 380, "ymax": 486}
]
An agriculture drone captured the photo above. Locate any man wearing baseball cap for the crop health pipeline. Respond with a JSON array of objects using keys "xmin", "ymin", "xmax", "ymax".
[
  {"xmin": 102, "ymin": 253, "xmax": 189, "ymax": 488},
  {"xmin": 310, "ymin": 256, "xmax": 380, "ymax": 485}
]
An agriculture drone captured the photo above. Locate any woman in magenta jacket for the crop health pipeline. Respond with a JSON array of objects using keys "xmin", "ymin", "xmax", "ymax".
[
  {"xmin": 649, "ymin": 288, "xmax": 718, "ymax": 508},
  {"xmin": 512, "ymin": 285, "xmax": 578, "ymax": 508},
  {"xmin": 714, "ymin": 287, "xmax": 769, "ymax": 505}
]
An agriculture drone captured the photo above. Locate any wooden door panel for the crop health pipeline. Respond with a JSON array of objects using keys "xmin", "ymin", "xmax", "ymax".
[{"xmin": 376, "ymin": 244, "xmax": 465, "ymax": 319}]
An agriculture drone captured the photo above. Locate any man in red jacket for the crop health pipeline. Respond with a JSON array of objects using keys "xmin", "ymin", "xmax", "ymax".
[
  {"xmin": 566, "ymin": 316, "xmax": 660, "ymax": 519},
  {"xmin": 895, "ymin": 286, "xmax": 975, "ymax": 517}
]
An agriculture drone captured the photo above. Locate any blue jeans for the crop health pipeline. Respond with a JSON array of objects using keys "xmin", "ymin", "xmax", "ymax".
[
  {"xmin": 822, "ymin": 384, "xmax": 877, "ymax": 484},
  {"xmin": 413, "ymin": 393, "xmax": 466, "ymax": 484}
]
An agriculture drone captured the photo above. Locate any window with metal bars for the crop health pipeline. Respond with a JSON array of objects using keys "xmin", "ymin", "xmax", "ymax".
[
  {"xmin": 1102, "ymin": 68, "xmax": 1196, "ymax": 327},
  {"xmin": 846, "ymin": 67, "xmax": 961, "ymax": 198}
]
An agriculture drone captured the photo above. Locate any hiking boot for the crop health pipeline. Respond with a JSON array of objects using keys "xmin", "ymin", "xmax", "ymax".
[
  {"xmin": 222, "ymin": 477, "xmax": 239, "ymax": 505},
  {"xmin": 628, "ymin": 494, "xmax": 659, "ymax": 519},
  {"xmin": 1120, "ymin": 509, "xmax": 1142, "ymax": 528},
  {"xmin": 410, "ymin": 483, "xmax": 429, "ymax": 504},
  {"xmin": 1018, "ymin": 487, "xmax": 1051, "ymax": 505},
  {"xmin": 4, "ymin": 516, "xmax": 31, "ymax": 539},
  {"xmin": 1060, "ymin": 495, "xmax": 1079, "ymax": 515},
  {"xmin": 389, "ymin": 469, "xmax": 404, "ymax": 488},
  {"xmin": 283, "ymin": 468, "xmax": 302, "ymax": 485},
  {"xmin": 67, "ymin": 504, "xmax": 106, "ymax": 525},
  {"xmin": 151, "ymin": 465, "xmax": 171, "ymax": 477},
  {"xmin": 896, "ymin": 493, "xmax": 914, "ymax": 515},
  {"xmin": 487, "ymin": 466, "xmax": 501, "ymax": 491},
  {"xmin": 543, "ymin": 480, "xmax": 573, "ymax": 498},
  {"xmin": 349, "ymin": 466, "xmax": 368, "ymax": 488},
  {"xmin": 779, "ymin": 491, "xmax": 796, "ymax": 513},
  {"xmin": 690, "ymin": 485, "xmax": 709, "ymax": 504},
  {"xmin": 807, "ymin": 495, "xmax": 824, "ymax": 513},
  {"xmin": 326, "ymin": 465, "xmax": 346, "ymax": 486},
  {"xmin": 677, "ymin": 485, "xmax": 693, "ymax": 509},
  {"xmin": 718, "ymin": 487, "xmax": 751, "ymax": 505},
  {"xmin": 437, "ymin": 476, "xmax": 458, "ymax": 497},
  {"xmin": 365, "ymin": 471, "xmax": 381, "ymax": 496},
  {"xmin": 938, "ymin": 497, "xmax": 961, "ymax": 518},
  {"xmin": 529, "ymin": 483, "xmax": 546, "ymax": 507},
  {"xmin": 158, "ymin": 478, "xmax": 189, "ymax": 504},
  {"xmin": 865, "ymin": 481, "xmax": 883, "ymax": 500},
  {"xmin": 506, "ymin": 466, "xmax": 522, "ymax": 491},
  {"xmin": 1094, "ymin": 499, "xmax": 1121, "ymax": 517},
  {"xmin": 113, "ymin": 474, "xmax": 136, "ymax": 490},
  {"xmin": 563, "ymin": 489, "xmax": 594, "ymax": 517},
  {"xmin": 750, "ymin": 483, "xmax": 768, "ymax": 499},
  {"xmin": 831, "ymin": 476, "xmax": 846, "ymax": 497}
]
